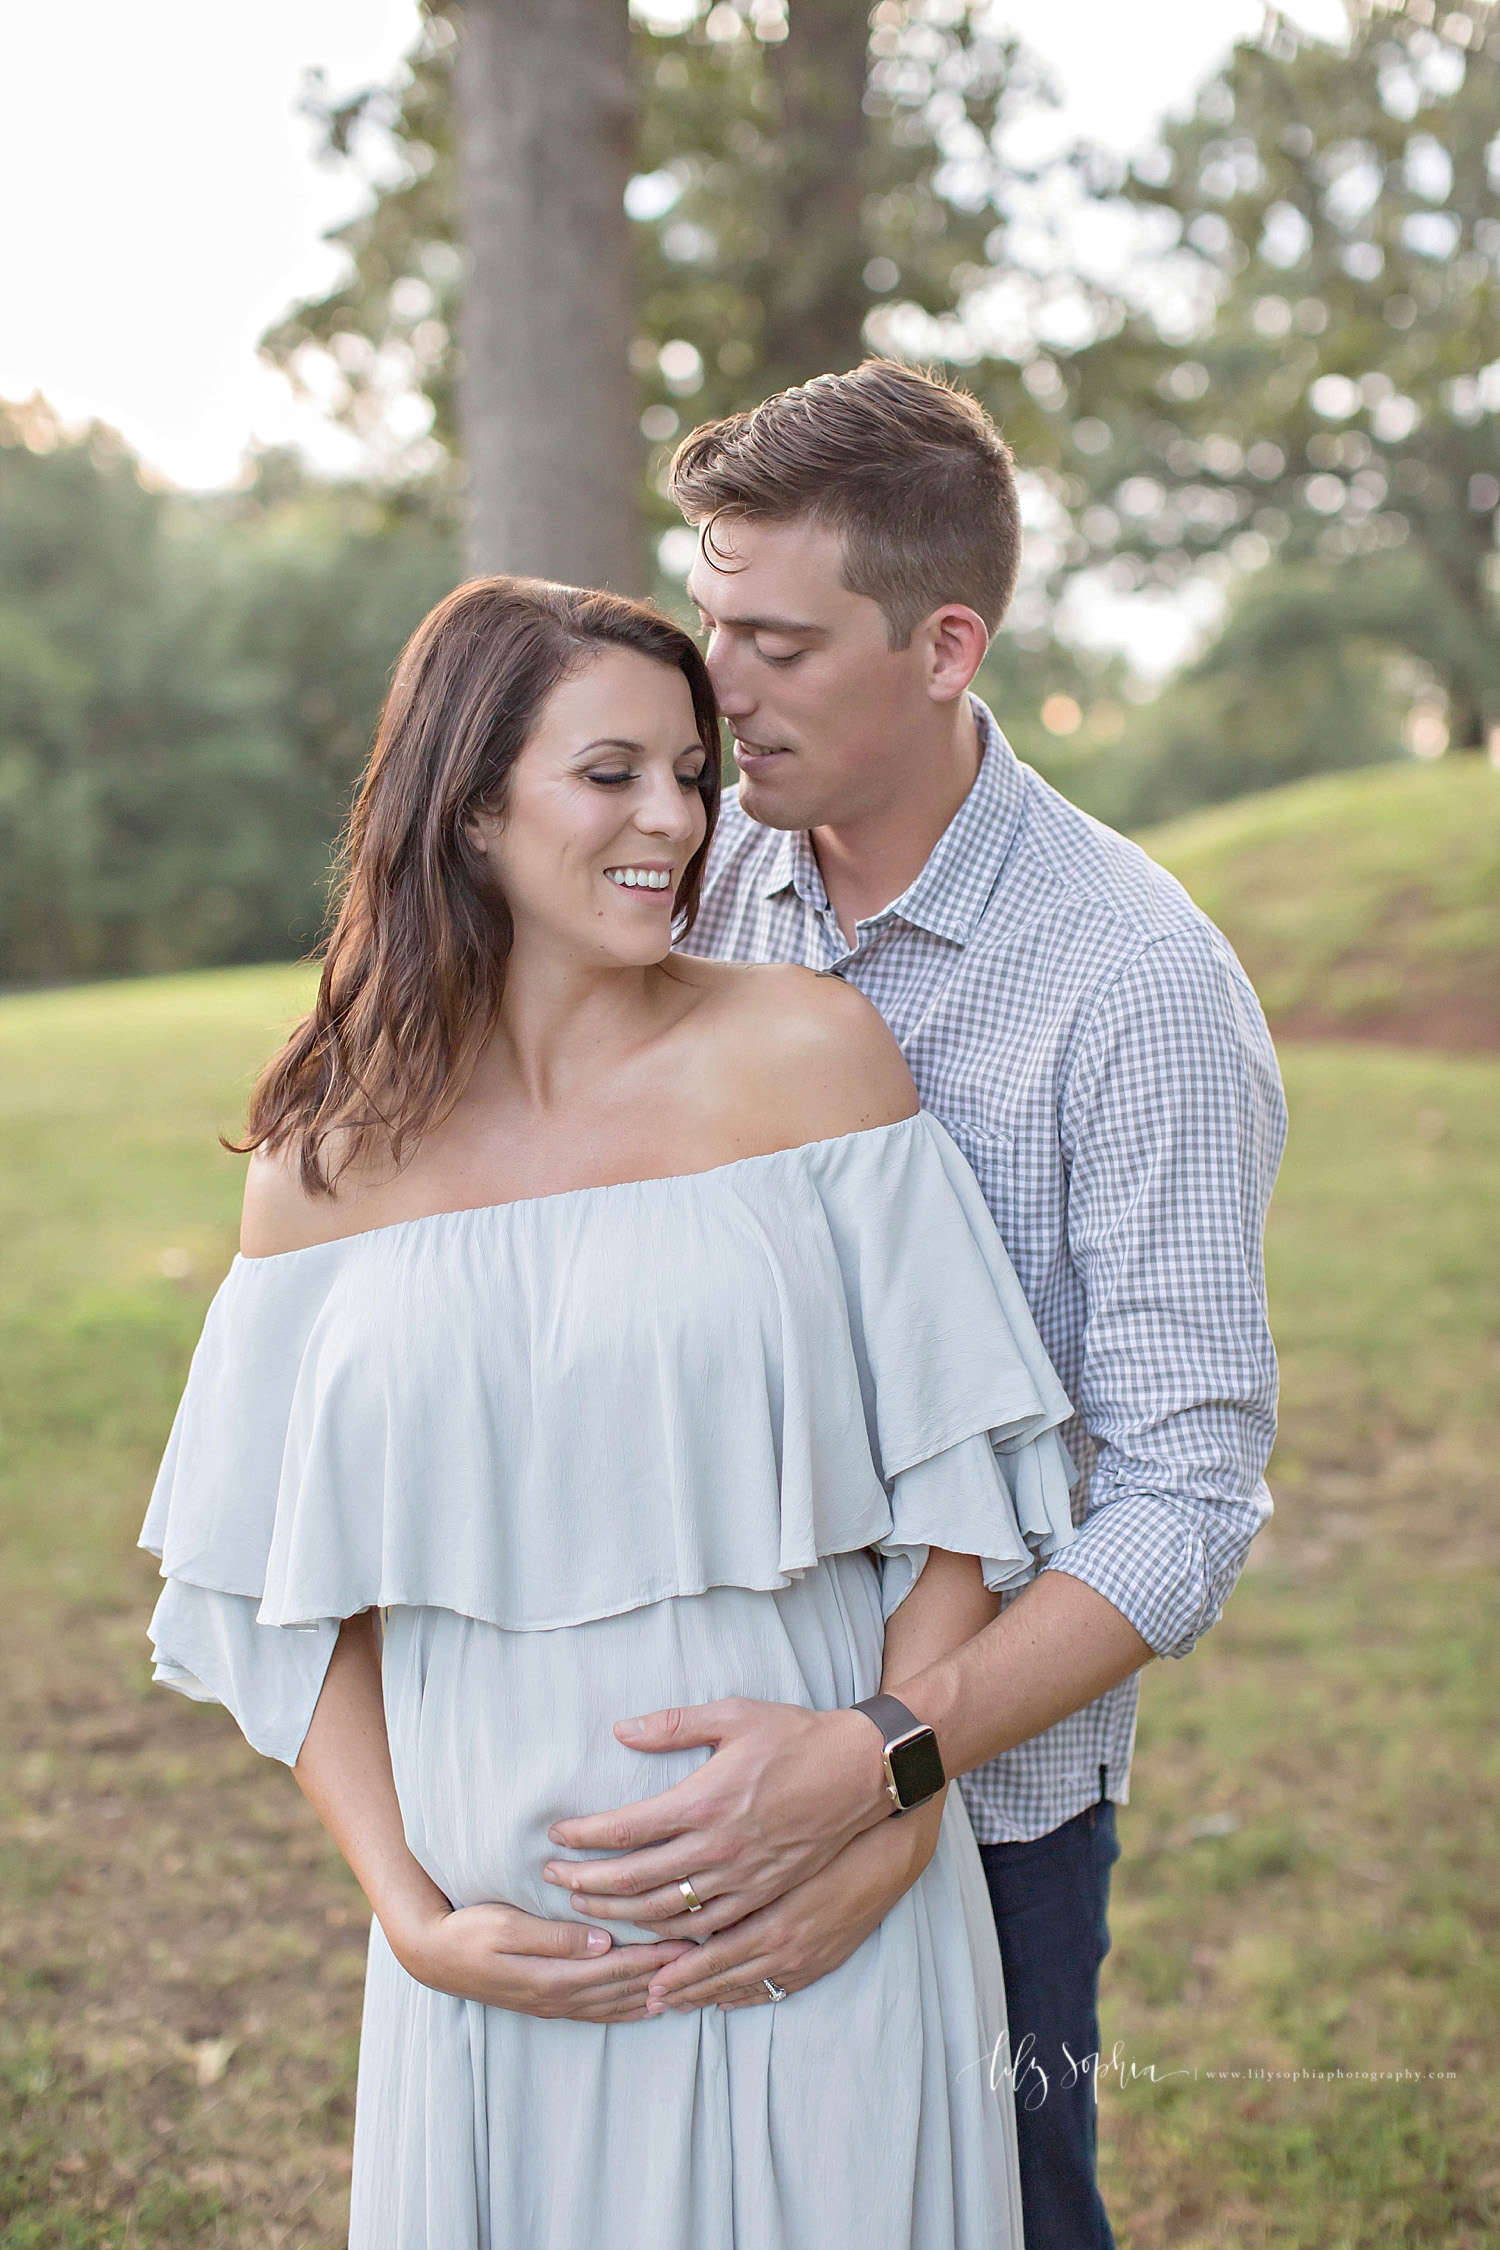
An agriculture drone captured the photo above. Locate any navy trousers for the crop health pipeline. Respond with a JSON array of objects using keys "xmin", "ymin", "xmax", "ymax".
[{"xmin": 978, "ymin": 1800, "xmax": 1120, "ymax": 2250}]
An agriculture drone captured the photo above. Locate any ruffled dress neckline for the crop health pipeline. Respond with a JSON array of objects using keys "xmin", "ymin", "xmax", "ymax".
[
  {"xmin": 235, "ymin": 1113, "xmax": 924, "ymax": 1266},
  {"xmin": 143, "ymin": 1110, "xmax": 1077, "ymax": 1676}
]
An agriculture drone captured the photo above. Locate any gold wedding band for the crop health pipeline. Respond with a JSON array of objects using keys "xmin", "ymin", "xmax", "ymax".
[
  {"xmin": 763, "ymin": 1978, "xmax": 788, "ymax": 2003},
  {"xmin": 678, "ymin": 1878, "xmax": 705, "ymax": 1912}
]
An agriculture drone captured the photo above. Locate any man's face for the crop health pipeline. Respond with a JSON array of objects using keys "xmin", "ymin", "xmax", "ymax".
[{"xmin": 685, "ymin": 515, "xmax": 940, "ymax": 832}]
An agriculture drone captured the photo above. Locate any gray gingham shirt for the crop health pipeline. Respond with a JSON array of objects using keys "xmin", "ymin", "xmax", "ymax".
[{"xmin": 680, "ymin": 699, "xmax": 1286, "ymax": 1843}]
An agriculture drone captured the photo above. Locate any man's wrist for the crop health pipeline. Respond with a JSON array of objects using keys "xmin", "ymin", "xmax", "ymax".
[
  {"xmin": 831, "ymin": 1706, "xmax": 904, "ymax": 1832},
  {"xmin": 849, "ymin": 1692, "xmax": 947, "ymax": 1816}
]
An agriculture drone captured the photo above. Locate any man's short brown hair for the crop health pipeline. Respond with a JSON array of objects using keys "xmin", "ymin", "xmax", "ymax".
[{"xmin": 668, "ymin": 359, "xmax": 1021, "ymax": 647}]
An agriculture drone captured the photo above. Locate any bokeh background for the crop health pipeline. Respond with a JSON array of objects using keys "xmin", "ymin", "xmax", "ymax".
[{"xmin": 1, "ymin": 3, "xmax": 1496, "ymax": 2244}]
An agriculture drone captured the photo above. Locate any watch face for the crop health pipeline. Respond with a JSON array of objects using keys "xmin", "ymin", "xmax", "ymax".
[{"xmin": 888, "ymin": 1728, "xmax": 946, "ymax": 1809}]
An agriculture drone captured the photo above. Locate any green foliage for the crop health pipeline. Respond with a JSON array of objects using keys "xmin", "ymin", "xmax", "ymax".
[
  {"xmin": 261, "ymin": 11, "xmax": 462, "ymax": 485},
  {"xmin": 259, "ymin": 1, "xmax": 1063, "ymax": 518},
  {"xmin": 1050, "ymin": 1, "xmax": 1500, "ymax": 745},
  {"xmin": 0, "ymin": 404, "xmax": 458, "ymax": 984},
  {"xmin": 1098, "ymin": 560, "xmax": 1413, "ymax": 826},
  {"xmin": 12, "ymin": 6, "xmax": 1500, "ymax": 989},
  {"xmin": 630, "ymin": 2, "xmax": 1057, "ymax": 420},
  {"xmin": 259, "ymin": 0, "xmax": 1500, "ymax": 817},
  {"xmin": 0, "ymin": 400, "xmax": 282, "ymax": 983}
]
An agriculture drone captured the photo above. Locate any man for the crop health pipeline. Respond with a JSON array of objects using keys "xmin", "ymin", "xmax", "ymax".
[{"xmin": 541, "ymin": 359, "xmax": 1286, "ymax": 2248}]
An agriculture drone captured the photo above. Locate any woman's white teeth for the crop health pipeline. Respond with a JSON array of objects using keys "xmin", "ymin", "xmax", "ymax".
[{"xmin": 606, "ymin": 868, "xmax": 671, "ymax": 889}]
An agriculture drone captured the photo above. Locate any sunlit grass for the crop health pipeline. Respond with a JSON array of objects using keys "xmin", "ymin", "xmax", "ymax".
[
  {"xmin": 1098, "ymin": 1042, "xmax": 1499, "ymax": 2250},
  {"xmin": 0, "ymin": 968, "xmax": 1496, "ymax": 2245}
]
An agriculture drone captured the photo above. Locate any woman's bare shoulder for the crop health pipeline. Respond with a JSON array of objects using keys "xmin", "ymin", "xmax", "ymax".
[
  {"xmin": 682, "ymin": 958, "xmax": 918, "ymax": 1145},
  {"xmin": 238, "ymin": 1132, "xmax": 378, "ymax": 1258}
]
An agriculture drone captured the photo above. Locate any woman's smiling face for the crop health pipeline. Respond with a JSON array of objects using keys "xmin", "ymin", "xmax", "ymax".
[{"xmin": 468, "ymin": 646, "xmax": 710, "ymax": 970}]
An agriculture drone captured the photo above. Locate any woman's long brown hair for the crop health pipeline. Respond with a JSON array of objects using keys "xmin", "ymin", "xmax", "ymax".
[{"xmin": 235, "ymin": 575, "xmax": 722, "ymax": 1193}]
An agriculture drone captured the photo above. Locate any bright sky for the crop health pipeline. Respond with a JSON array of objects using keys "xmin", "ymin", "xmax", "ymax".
[
  {"xmin": 3, "ymin": 0, "xmax": 1348, "ymax": 494},
  {"xmin": 2, "ymin": 0, "xmax": 424, "ymax": 490}
]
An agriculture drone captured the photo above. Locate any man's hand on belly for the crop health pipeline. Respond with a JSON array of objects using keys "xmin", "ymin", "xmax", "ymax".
[
  {"xmin": 541, "ymin": 1697, "xmax": 894, "ymax": 1938},
  {"xmin": 643, "ymin": 1794, "xmax": 946, "ymax": 2013}
]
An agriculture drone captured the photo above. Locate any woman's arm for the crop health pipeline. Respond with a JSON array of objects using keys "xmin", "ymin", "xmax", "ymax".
[
  {"xmin": 294, "ymin": 1612, "xmax": 695, "ymax": 2022},
  {"xmin": 879, "ymin": 1545, "xmax": 1002, "ymax": 1701}
]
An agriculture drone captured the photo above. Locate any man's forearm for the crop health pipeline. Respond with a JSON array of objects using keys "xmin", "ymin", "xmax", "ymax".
[{"xmin": 888, "ymin": 1570, "xmax": 1153, "ymax": 1782}]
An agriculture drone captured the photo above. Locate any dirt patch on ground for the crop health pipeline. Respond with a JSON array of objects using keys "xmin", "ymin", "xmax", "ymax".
[
  {"xmin": 0, "ymin": 1557, "xmax": 365, "ymax": 2245},
  {"xmin": 1272, "ymin": 986, "xmax": 1500, "ymax": 1054}
]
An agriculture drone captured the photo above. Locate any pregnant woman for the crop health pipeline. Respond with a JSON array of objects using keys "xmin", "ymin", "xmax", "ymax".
[{"xmin": 141, "ymin": 577, "xmax": 1077, "ymax": 2249}]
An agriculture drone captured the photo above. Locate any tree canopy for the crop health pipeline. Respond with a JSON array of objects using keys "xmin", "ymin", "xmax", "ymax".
[
  {"xmin": 3, "ymin": 0, "xmax": 1496, "ymax": 985},
  {"xmin": 1047, "ymin": 0, "xmax": 1500, "ymax": 749},
  {"xmin": 261, "ymin": 1, "xmax": 1065, "ymax": 523},
  {"xmin": 264, "ymin": 1, "xmax": 1500, "ymax": 767},
  {"xmin": 0, "ymin": 401, "xmax": 456, "ymax": 983}
]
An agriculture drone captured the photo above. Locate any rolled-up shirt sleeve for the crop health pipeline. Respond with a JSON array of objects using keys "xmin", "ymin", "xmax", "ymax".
[{"xmin": 1042, "ymin": 925, "xmax": 1287, "ymax": 1659}]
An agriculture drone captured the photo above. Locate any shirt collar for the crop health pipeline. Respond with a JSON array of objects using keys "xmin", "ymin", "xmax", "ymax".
[
  {"xmin": 760, "ymin": 822, "xmax": 829, "ymax": 913},
  {"xmin": 759, "ymin": 698, "xmax": 1026, "ymax": 946}
]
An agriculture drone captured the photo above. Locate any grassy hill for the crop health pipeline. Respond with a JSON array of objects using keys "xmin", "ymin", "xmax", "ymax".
[
  {"xmin": 1141, "ymin": 757, "xmax": 1500, "ymax": 1052},
  {"xmin": 0, "ymin": 966, "xmax": 1496, "ymax": 2246}
]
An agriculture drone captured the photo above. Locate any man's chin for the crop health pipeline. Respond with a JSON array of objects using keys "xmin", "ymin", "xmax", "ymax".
[{"xmin": 734, "ymin": 755, "xmax": 808, "ymax": 830}]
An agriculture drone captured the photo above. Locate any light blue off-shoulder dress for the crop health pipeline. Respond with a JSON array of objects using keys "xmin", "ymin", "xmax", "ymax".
[{"xmin": 141, "ymin": 1112, "xmax": 1077, "ymax": 2250}]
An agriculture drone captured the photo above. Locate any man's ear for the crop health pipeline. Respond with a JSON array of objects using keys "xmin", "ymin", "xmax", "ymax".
[{"xmin": 921, "ymin": 604, "xmax": 990, "ymax": 704}]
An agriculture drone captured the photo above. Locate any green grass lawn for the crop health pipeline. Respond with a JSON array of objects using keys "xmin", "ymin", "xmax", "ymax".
[
  {"xmin": 1143, "ymin": 757, "xmax": 1500, "ymax": 1051},
  {"xmin": 1, "ymin": 967, "xmax": 1496, "ymax": 2248}
]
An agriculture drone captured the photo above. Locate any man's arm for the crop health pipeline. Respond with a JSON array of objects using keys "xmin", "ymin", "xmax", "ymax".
[
  {"xmin": 1038, "ymin": 924, "xmax": 1286, "ymax": 1657},
  {"xmin": 638, "ymin": 1545, "xmax": 1031, "ymax": 2015},
  {"xmin": 635, "ymin": 1572, "xmax": 1147, "ymax": 2011},
  {"xmin": 543, "ymin": 1545, "xmax": 1006, "ymax": 1945}
]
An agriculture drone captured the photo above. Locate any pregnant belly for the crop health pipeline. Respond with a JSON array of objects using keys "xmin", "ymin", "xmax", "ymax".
[{"xmin": 380, "ymin": 1556, "xmax": 886, "ymax": 1938}]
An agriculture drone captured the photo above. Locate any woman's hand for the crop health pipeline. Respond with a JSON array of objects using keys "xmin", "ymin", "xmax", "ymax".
[
  {"xmin": 387, "ymin": 1897, "xmax": 697, "ymax": 2023},
  {"xmin": 293, "ymin": 1614, "xmax": 700, "ymax": 2024}
]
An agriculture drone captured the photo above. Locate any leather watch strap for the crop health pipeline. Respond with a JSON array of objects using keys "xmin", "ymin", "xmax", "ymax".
[{"xmin": 851, "ymin": 1693, "xmax": 923, "ymax": 1744}]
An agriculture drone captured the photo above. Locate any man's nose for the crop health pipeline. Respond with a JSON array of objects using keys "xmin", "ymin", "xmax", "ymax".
[{"xmin": 705, "ymin": 631, "xmax": 752, "ymax": 716}]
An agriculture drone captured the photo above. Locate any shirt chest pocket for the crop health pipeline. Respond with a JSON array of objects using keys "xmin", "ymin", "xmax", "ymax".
[{"xmin": 932, "ymin": 1108, "xmax": 1015, "ymax": 1215}]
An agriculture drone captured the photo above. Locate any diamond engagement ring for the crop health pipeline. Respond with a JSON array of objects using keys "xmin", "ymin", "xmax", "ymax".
[
  {"xmin": 678, "ymin": 1878, "xmax": 705, "ymax": 1912},
  {"xmin": 762, "ymin": 1978, "xmax": 788, "ymax": 2003}
]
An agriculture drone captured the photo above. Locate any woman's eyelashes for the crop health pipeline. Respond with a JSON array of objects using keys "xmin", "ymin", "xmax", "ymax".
[{"xmin": 584, "ymin": 765, "xmax": 706, "ymax": 790}]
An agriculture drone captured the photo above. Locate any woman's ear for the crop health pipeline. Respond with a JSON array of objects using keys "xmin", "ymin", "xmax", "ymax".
[{"xmin": 464, "ymin": 804, "xmax": 498, "ymax": 857}]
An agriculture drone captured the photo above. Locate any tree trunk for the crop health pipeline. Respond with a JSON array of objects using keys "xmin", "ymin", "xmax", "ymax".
[
  {"xmin": 762, "ymin": 0, "xmax": 873, "ymax": 389},
  {"xmin": 455, "ymin": 0, "xmax": 644, "ymax": 590}
]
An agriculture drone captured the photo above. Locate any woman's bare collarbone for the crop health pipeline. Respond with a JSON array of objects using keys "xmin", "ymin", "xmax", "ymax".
[{"xmin": 240, "ymin": 958, "xmax": 901, "ymax": 1259}]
